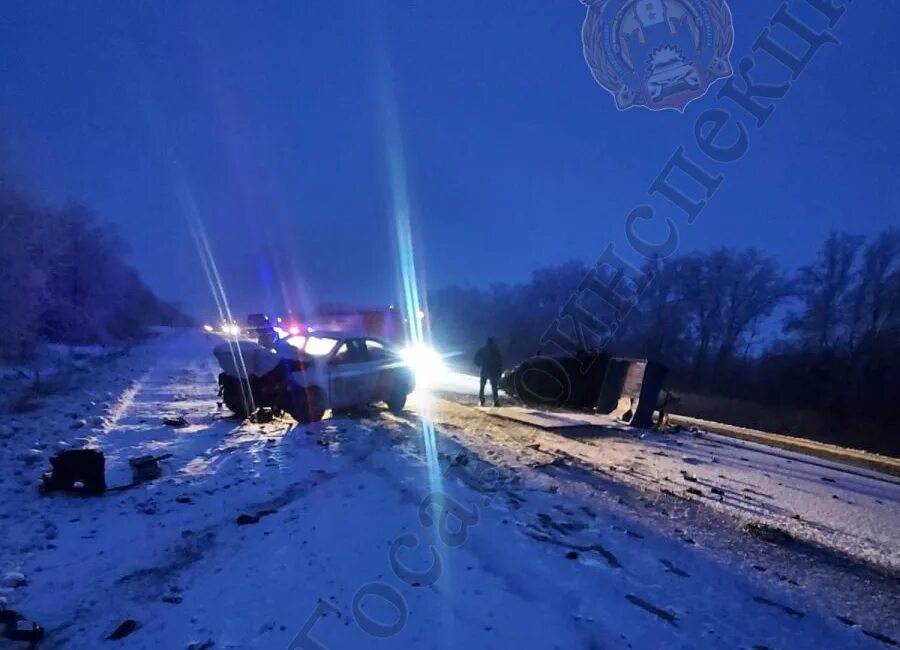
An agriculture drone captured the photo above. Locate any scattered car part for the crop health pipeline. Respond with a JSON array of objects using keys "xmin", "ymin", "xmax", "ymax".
[
  {"xmin": 1, "ymin": 606, "xmax": 44, "ymax": 647},
  {"xmin": 41, "ymin": 450, "xmax": 172, "ymax": 497},
  {"xmin": 106, "ymin": 619, "xmax": 139, "ymax": 641},
  {"xmin": 595, "ymin": 359, "xmax": 667, "ymax": 428},
  {"xmin": 501, "ymin": 352, "xmax": 668, "ymax": 428},
  {"xmin": 250, "ymin": 407, "xmax": 278, "ymax": 424},
  {"xmin": 500, "ymin": 351, "xmax": 610, "ymax": 408},
  {"xmin": 40, "ymin": 449, "xmax": 106, "ymax": 496},
  {"xmin": 128, "ymin": 454, "xmax": 172, "ymax": 484}
]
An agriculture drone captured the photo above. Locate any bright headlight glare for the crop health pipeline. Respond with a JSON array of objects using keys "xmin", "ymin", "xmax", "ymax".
[{"xmin": 400, "ymin": 345, "xmax": 446, "ymax": 387}]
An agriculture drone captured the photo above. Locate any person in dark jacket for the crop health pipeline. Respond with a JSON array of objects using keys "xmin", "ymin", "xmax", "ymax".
[{"xmin": 474, "ymin": 337, "xmax": 503, "ymax": 406}]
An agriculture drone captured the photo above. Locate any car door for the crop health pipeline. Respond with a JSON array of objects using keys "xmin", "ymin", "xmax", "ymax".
[
  {"xmin": 328, "ymin": 339, "xmax": 371, "ymax": 408},
  {"xmin": 363, "ymin": 338, "xmax": 394, "ymax": 401}
]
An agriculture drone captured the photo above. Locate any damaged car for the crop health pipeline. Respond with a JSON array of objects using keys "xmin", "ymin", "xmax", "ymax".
[
  {"xmin": 213, "ymin": 331, "xmax": 415, "ymax": 423},
  {"xmin": 499, "ymin": 350, "xmax": 611, "ymax": 409}
]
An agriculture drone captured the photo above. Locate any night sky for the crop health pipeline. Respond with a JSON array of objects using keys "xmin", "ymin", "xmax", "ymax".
[{"xmin": 0, "ymin": 1, "xmax": 896, "ymax": 318}]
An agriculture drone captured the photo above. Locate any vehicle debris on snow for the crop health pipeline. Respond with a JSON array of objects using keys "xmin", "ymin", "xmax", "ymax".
[
  {"xmin": 0, "ymin": 605, "xmax": 44, "ymax": 646},
  {"xmin": 40, "ymin": 449, "xmax": 106, "ymax": 496}
]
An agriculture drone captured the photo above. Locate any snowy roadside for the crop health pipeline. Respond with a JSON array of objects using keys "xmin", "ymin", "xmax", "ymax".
[
  {"xmin": 1, "ymin": 333, "xmax": 897, "ymax": 649},
  {"xmin": 430, "ymin": 392, "xmax": 900, "ymax": 574},
  {"xmin": 427, "ymin": 393, "xmax": 900, "ymax": 630},
  {"xmin": 0, "ymin": 344, "xmax": 132, "ymax": 413}
]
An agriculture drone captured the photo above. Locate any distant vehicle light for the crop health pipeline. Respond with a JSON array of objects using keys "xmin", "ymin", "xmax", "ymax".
[
  {"xmin": 289, "ymin": 326, "xmax": 301, "ymax": 336},
  {"xmin": 221, "ymin": 323, "xmax": 241, "ymax": 336},
  {"xmin": 400, "ymin": 344, "xmax": 446, "ymax": 388},
  {"xmin": 203, "ymin": 324, "xmax": 214, "ymax": 333}
]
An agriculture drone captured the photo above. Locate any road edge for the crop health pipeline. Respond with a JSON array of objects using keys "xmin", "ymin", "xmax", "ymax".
[{"xmin": 669, "ymin": 414, "xmax": 900, "ymax": 479}]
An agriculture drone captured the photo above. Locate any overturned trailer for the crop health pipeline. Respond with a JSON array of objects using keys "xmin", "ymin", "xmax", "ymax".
[{"xmin": 500, "ymin": 352, "xmax": 667, "ymax": 428}]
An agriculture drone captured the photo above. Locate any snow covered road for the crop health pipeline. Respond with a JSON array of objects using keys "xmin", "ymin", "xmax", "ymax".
[
  {"xmin": 1, "ymin": 331, "xmax": 898, "ymax": 649},
  {"xmin": 431, "ymin": 391, "xmax": 900, "ymax": 573}
]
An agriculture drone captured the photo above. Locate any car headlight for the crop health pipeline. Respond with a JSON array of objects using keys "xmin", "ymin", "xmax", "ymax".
[
  {"xmin": 400, "ymin": 345, "xmax": 446, "ymax": 388},
  {"xmin": 221, "ymin": 323, "xmax": 241, "ymax": 336}
]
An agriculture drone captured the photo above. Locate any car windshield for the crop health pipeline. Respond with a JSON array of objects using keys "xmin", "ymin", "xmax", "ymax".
[
  {"xmin": 303, "ymin": 336, "xmax": 339, "ymax": 356},
  {"xmin": 284, "ymin": 335, "xmax": 307, "ymax": 350}
]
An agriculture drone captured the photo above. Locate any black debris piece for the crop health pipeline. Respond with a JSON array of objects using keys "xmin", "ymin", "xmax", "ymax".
[
  {"xmin": 862, "ymin": 629, "xmax": 899, "ymax": 647},
  {"xmin": 659, "ymin": 559, "xmax": 690, "ymax": 578},
  {"xmin": 7, "ymin": 621, "xmax": 45, "ymax": 645},
  {"xmin": 41, "ymin": 449, "xmax": 107, "ymax": 496},
  {"xmin": 625, "ymin": 594, "xmax": 677, "ymax": 626},
  {"xmin": 106, "ymin": 619, "xmax": 139, "ymax": 640},
  {"xmin": 2, "ymin": 606, "xmax": 45, "ymax": 645},
  {"xmin": 744, "ymin": 522, "xmax": 797, "ymax": 546},
  {"xmin": 752, "ymin": 596, "xmax": 805, "ymax": 619}
]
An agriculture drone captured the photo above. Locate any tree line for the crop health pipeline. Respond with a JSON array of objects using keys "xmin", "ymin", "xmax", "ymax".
[
  {"xmin": 0, "ymin": 172, "xmax": 188, "ymax": 361},
  {"xmin": 429, "ymin": 230, "xmax": 900, "ymax": 450}
]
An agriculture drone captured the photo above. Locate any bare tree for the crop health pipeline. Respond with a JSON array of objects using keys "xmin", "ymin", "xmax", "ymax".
[
  {"xmin": 846, "ymin": 229, "xmax": 900, "ymax": 348},
  {"xmin": 624, "ymin": 256, "xmax": 690, "ymax": 365},
  {"xmin": 786, "ymin": 232, "xmax": 863, "ymax": 352},
  {"xmin": 714, "ymin": 249, "xmax": 788, "ymax": 368},
  {"xmin": 671, "ymin": 248, "xmax": 787, "ymax": 385},
  {"xmin": 676, "ymin": 250, "xmax": 725, "ymax": 379},
  {"xmin": 0, "ymin": 174, "xmax": 186, "ymax": 361}
]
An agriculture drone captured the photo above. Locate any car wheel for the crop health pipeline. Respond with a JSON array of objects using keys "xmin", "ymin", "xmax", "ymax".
[
  {"xmin": 220, "ymin": 373, "xmax": 252, "ymax": 419},
  {"xmin": 289, "ymin": 385, "xmax": 325, "ymax": 424},
  {"xmin": 386, "ymin": 383, "xmax": 408, "ymax": 414}
]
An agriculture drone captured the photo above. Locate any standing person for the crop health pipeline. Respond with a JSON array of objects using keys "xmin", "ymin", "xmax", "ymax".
[{"xmin": 474, "ymin": 337, "xmax": 503, "ymax": 407}]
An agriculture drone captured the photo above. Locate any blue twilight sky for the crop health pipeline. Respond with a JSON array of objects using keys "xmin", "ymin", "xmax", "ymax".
[{"xmin": 0, "ymin": 1, "xmax": 897, "ymax": 318}]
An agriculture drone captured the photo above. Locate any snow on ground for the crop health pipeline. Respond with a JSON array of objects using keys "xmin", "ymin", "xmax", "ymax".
[
  {"xmin": 432, "ymin": 393, "xmax": 900, "ymax": 573},
  {"xmin": 1, "ymin": 331, "xmax": 898, "ymax": 649},
  {"xmin": 0, "ymin": 344, "xmax": 130, "ymax": 409}
]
